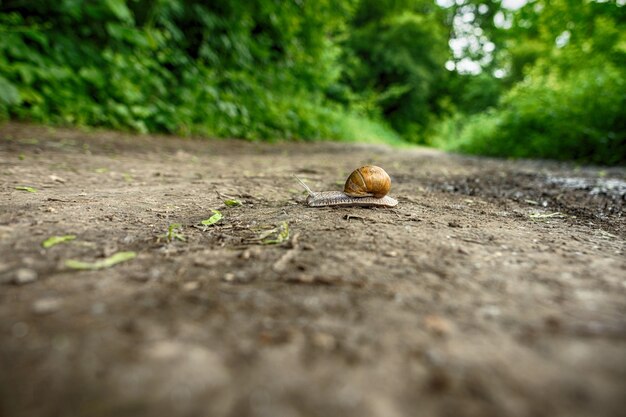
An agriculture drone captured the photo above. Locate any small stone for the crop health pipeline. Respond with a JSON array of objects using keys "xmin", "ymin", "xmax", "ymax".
[
  {"xmin": 49, "ymin": 174, "xmax": 66, "ymax": 183},
  {"xmin": 182, "ymin": 281, "xmax": 200, "ymax": 291},
  {"xmin": 447, "ymin": 220, "xmax": 462, "ymax": 228},
  {"xmin": 13, "ymin": 268, "xmax": 38, "ymax": 285},
  {"xmin": 32, "ymin": 298, "xmax": 62, "ymax": 315},
  {"xmin": 478, "ymin": 305, "xmax": 501, "ymax": 319},
  {"xmin": 424, "ymin": 315, "xmax": 452, "ymax": 336},
  {"xmin": 312, "ymin": 332, "xmax": 336, "ymax": 350},
  {"xmin": 239, "ymin": 247, "xmax": 261, "ymax": 260},
  {"xmin": 121, "ymin": 235, "xmax": 135, "ymax": 244},
  {"xmin": 222, "ymin": 271, "xmax": 253, "ymax": 283},
  {"xmin": 384, "ymin": 250, "xmax": 398, "ymax": 257}
]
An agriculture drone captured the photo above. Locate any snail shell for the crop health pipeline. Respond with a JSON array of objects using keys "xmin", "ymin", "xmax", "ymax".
[
  {"xmin": 295, "ymin": 165, "xmax": 398, "ymax": 208},
  {"xmin": 344, "ymin": 166, "xmax": 391, "ymax": 198}
]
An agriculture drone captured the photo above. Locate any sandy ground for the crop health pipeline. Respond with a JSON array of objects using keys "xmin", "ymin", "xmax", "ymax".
[{"xmin": 0, "ymin": 123, "xmax": 625, "ymax": 417}]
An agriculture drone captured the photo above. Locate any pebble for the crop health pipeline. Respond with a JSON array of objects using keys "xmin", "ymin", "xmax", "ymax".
[
  {"xmin": 182, "ymin": 281, "xmax": 200, "ymax": 291},
  {"xmin": 222, "ymin": 271, "xmax": 252, "ymax": 283},
  {"xmin": 424, "ymin": 315, "xmax": 452, "ymax": 336},
  {"xmin": 478, "ymin": 305, "xmax": 501, "ymax": 319},
  {"xmin": 32, "ymin": 298, "xmax": 62, "ymax": 315},
  {"xmin": 240, "ymin": 247, "xmax": 261, "ymax": 260},
  {"xmin": 384, "ymin": 250, "xmax": 398, "ymax": 257},
  {"xmin": 48, "ymin": 174, "xmax": 66, "ymax": 183},
  {"xmin": 13, "ymin": 268, "xmax": 38, "ymax": 285},
  {"xmin": 312, "ymin": 332, "xmax": 336, "ymax": 350},
  {"xmin": 121, "ymin": 235, "xmax": 136, "ymax": 244}
]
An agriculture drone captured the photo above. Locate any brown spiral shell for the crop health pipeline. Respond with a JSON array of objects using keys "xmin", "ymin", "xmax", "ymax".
[{"xmin": 343, "ymin": 165, "xmax": 391, "ymax": 198}]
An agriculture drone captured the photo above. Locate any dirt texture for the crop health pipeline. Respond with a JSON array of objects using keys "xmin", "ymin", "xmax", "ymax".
[{"xmin": 1, "ymin": 123, "xmax": 625, "ymax": 417}]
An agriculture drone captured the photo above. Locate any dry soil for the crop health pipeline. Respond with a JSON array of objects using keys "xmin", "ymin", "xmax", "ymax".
[{"xmin": 1, "ymin": 123, "xmax": 625, "ymax": 417}]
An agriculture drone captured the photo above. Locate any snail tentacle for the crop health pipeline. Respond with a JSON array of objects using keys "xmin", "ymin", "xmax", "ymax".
[{"xmin": 294, "ymin": 176, "xmax": 315, "ymax": 196}]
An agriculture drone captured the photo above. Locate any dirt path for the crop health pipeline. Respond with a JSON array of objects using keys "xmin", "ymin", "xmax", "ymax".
[{"xmin": 1, "ymin": 123, "xmax": 625, "ymax": 417}]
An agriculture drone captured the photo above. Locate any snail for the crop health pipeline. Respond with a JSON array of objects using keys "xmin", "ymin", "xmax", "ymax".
[{"xmin": 296, "ymin": 165, "xmax": 398, "ymax": 208}]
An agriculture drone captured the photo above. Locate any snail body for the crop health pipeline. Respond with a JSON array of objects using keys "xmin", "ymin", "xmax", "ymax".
[
  {"xmin": 304, "ymin": 191, "xmax": 398, "ymax": 208},
  {"xmin": 296, "ymin": 165, "xmax": 398, "ymax": 208}
]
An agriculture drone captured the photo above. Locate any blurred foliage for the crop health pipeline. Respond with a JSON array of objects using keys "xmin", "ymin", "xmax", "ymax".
[
  {"xmin": 435, "ymin": 64, "xmax": 625, "ymax": 165},
  {"xmin": 436, "ymin": 0, "xmax": 626, "ymax": 165},
  {"xmin": 0, "ymin": 0, "xmax": 391, "ymax": 141},
  {"xmin": 340, "ymin": 0, "xmax": 449, "ymax": 140},
  {"xmin": 0, "ymin": 0, "xmax": 624, "ymax": 164}
]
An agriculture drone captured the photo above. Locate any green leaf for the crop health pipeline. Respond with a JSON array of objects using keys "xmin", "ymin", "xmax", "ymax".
[
  {"xmin": 65, "ymin": 251, "xmax": 137, "ymax": 270},
  {"xmin": 104, "ymin": 0, "xmax": 133, "ymax": 23},
  {"xmin": 262, "ymin": 221, "xmax": 289, "ymax": 245},
  {"xmin": 0, "ymin": 75, "xmax": 21, "ymax": 106},
  {"xmin": 224, "ymin": 199, "xmax": 242, "ymax": 207},
  {"xmin": 42, "ymin": 235, "xmax": 76, "ymax": 248},
  {"xmin": 15, "ymin": 186, "xmax": 37, "ymax": 193},
  {"xmin": 164, "ymin": 223, "xmax": 185, "ymax": 242},
  {"xmin": 201, "ymin": 209, "xmax": 223, "ymax": 226}
]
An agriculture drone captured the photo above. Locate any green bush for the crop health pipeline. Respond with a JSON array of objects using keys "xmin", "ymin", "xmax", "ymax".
[
  {"xmin": 440, "ymin": 64, "xmax": 625, "ymax": 165},
  {"xmin": 0, "ymin": 1, "xmax": 402, "ymax": 143}
]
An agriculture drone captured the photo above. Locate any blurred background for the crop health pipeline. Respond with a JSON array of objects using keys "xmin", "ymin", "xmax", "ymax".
[{"xmin": 0, "ymin": 0, "xmax": 624, "ymax": 164}]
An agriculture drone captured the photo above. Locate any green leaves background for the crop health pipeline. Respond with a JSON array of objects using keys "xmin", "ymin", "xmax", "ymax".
[{"xmin": 0, "ymin": 0, "xmax": 623, "ymax": 164}]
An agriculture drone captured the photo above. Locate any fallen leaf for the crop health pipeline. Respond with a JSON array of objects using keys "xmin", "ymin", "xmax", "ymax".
[
  {"xmin": 224, "ymin": 199, "xmax": 242, "ymax": 207},
  {"xmin": 42, "ymin": 235, "xmax": 76, "ymax": 248},
  {"xmin": 201, "ymin": 209, "xmax": 223, "ymax": 226},
  {"xmin": 65, "ymin": 251, "xmax": 137, "ymax": 270},
  {"xmin": 15, "ymin": 186, "xmax": 37, "ymax": 193}
]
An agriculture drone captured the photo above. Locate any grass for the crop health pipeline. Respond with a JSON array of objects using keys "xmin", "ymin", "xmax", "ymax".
[{"xmin": 334, "ymin": 113, "xmax": 406, "ymax": 146}]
